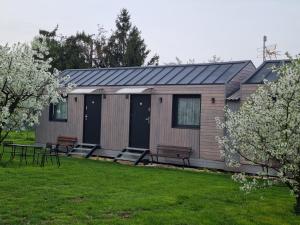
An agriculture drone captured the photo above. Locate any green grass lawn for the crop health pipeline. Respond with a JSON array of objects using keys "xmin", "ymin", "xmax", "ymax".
[
  {"xmin": 5, "ymin": 130, "xmax": 35, "ymax": 144},
  {"xmin": 0, "ymin": 131, "xmax": 299, "ymax": 225}
]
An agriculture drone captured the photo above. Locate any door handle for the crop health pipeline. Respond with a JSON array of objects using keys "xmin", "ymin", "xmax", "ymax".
[
  {"xmin": 85, "ymin": 114, "xmax": 88, "ymax": 120},
  {"xmin": 145, "ymin": 117, "xmax": 150, "ymax": 124}
]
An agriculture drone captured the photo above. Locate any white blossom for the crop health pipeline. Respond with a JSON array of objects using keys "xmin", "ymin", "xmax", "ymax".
[
  {"xmin": 216, "ymin": 57, "xmax": 300, "ymax": 210},
  {"xmin": 0, "ymin": 38, "xmax": 72, "ymax": 142}
]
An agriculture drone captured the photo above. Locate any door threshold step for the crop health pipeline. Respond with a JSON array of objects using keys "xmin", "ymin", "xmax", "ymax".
[
  {"xmin": 77, "ymin": 143, "xmax": 99, "ymax": 147},
  {"xmin": 115, "ymin": 154, "xmax": 140, "ymax": 160},
  {"xmin": 73, "ymin": 147, "xmax": 94, "ymax": 152},
  {"xmin": 114, "ymin": 148, "xmax": 149, "ymax": 165},
  {"xmin": 125, "ymin": 147, "xmax": 149, "ymax": 152},
  {"xmin": 68, "ymin": 143, "xmax": 100, "ymax": 158}
]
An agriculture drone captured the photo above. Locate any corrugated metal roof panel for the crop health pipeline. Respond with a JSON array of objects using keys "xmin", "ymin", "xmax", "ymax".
[
  {"xmin": 265, "ymin": 70, "xmax": 280, "ymax": 82},
  {"xmin": 190, "ymin": 65, "xmax": 219, "ymax": 84},
  {"xmin": 167, "ymin": 66, "xmax": 196, "ymax": 84},
  {"xmin": 202, "ymin": 64, "xmax": 231, "ymax": 84},
  {"xmin": 67, "ymin": 70, "xmax": 89, "ymax": 84},
  {"xmin": 136, "ymin": 67, "xmax": 163, "ymax": 85},
  {"xmin": 89, "ymin": 70, "xmax": 116, "ymax": 86},
  {"xmin": 177, "ymin": 66, "xmax": 207, "ymax": 84},
  {"xmin": 156, "ymin": 66, "xmax": 185, "ymax": 84},
  {"xmin": 61, "ymin": 60, "xmax": 253, "ymax": 86},
  {"xmin": 247, "ymin": 63, "xmax": 274, "ymax": 83},
  {"xmin": 244, "ymin": 60, "xmax": 290, "ymax": 84},
  {"xmin": 65, "ymin": 71, "xmax": 82, "ymax": 84},
  {"xmin": 82, "ymin": 70, "xmax": 108, "ymax": 86},
  {"xmin": 226, "ymin": 89, "xmax": 240, "ymax": 101},
  {"xmin": 61, "ymin": 70, "xmax": 72, "ymax": 77},
  {"xmin": 79, "ymin": 70, "xmax": 100, "ymax": 85},
  {"xmin": 73, "ymin": 70, "xmax": 96, "ymax": 85},
  {"xmin": 106, "ymin": 69, "xmax": 135, "ymax": 85},
  {"xmin": 215, "ymin": 63, "xmax": 246, "ymax": 83},
  {"xmin": 126, "ymin": 67, "xmax": 154, "ymax": 85},
  {"xmin": 146, "ymin": 67, "xmax": 175, "ymax": 85},
  {"xmin": 77, "ymin": 71, "xmax": 94, "ymax": 83},
  {"xmin": 116, "ymin": 68, "xmax": 145, "ymax": 85}
]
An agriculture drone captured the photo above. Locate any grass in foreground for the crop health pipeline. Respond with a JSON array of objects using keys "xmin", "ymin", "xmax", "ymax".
[
  {"xmin": 5, "ymin": 130, "xmax": 35, "ymax": 144},
  {"xmin": 0, "ymin": 131, "xmax": 299, "ymax": 225}
]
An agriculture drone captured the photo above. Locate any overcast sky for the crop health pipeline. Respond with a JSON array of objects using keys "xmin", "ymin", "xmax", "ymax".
[{"xmin": 1, "ymin": 0, "xmax": 299, "ymax": 66}]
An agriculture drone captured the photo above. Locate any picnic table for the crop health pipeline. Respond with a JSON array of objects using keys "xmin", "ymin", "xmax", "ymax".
[{"xmin": 1, "ymin": 143, "xmax": 60, "ymax": 167}]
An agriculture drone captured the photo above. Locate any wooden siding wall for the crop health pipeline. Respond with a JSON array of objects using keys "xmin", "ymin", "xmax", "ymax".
[
  {"xmin": 149, "ymin": 95, "xmax": 200, "ymax": 158},
  {"xmin": 225, "ymin": 62, "xmax": 256, "ymax": 97},
  {"xmin": 35, "ymin": 94, "xmax": 84, "ymax": 143},
  {"xmin": 226, "ymin": 100, "xmax": 240, "ymax": 112},
  {"xmin": 198, "ymin": 86, "xmax": 225, "ymax": 160},
  {"xmin": 241, "ymin": 84, "xmax": 260, "ymax": 102},
  {"xmin": 100, "ymin": 95, "xmax": 130, "ymax": 150},
  {"xmin": 36, "ymin": 85, "xmax": 226, "ymax": 161}
]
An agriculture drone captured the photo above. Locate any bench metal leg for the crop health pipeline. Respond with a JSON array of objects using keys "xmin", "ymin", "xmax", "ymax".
[
  {"xmin": 150, "ymin": 155, "xmax": 154, "ymax": 164},
  {"xmin": 56, "ymin": 152, "xmax": 60, "ymax": 167},
  {"xmin": 41, "ymin": 153, "xmax": 46, "ymax": 167},
  {"xmin": 36, "ymin": 152, "xmax": 40, "ymax": 165},
  {"xmin": 182, "ymin": 158, "xmax": 186, "ymax": 169}
]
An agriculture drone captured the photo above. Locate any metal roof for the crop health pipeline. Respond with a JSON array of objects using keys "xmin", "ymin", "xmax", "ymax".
[
  {"xmin": 61, "ymin": 61, "xmax": 253, "ymax": 87},
  {"xmin": 226, "ymin": 89, "xmax": 241, "ymax": 101},
  {"xmin": 244, "ymin": 60, "xmax": 290, "ymax": 84}
]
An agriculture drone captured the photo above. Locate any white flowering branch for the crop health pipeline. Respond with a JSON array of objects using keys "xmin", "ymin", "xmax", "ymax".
[
  {"xmin": 216, "ymin": 56, "xmax": 300, "ymax": 214},
  {"xmin": 0, "ymin": 38, "xmax": 73, "ymax": 142}
]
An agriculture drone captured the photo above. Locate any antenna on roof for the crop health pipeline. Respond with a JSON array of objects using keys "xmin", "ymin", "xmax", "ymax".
[
  {"xmin": 263, "ymin": 35, "xmax": 267, "ymax": 61},
  {"xmin": 257, "ymin": 35, "xmax": 281, "ymax": 62}
]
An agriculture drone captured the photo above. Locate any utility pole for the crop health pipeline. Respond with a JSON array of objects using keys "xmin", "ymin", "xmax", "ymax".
[
  {"xmin": 263, "ymin": 35, "xmax": 267, "ymax": 62},
  {"xmin": 90, "ymin": 40, "xmax": 93, "ymax": 67},
  {"xmin": 89, "ymin": 34, "xmax": 95, "ymax": 67}
]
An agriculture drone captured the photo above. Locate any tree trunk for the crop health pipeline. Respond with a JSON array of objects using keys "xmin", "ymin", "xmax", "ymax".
[{"xmin": 295, "ymin": 195, "xmax": 300, "ymax": 215}]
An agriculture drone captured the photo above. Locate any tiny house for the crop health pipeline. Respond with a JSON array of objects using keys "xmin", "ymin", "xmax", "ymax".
[
  {"xmin": 36, "ymin": 61, "xmax": 256, "ymax": 170},
  {"xmin": 241, "ymin": 60, "xmax": 290, "ymax": 101},
  {"xmin": 226, "ymin": 60, "xmax": 290, "ymax": 173}
]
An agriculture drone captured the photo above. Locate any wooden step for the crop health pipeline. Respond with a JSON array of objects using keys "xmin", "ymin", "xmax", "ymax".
[
  {"xmin": 68, "ymin": 143, "xmax": 100, "ymax": 158},
  {"xmin": 72, "ymin": 147, "xmax": 94, "ymax": 152},
  {"xmin": 125, "ymin": 147, "xmax": 148, "ymax": 153},
  {"xmin": 77, "ymin": 143, "xmax": 99, "ymax": 147},
  {"xmin": 114, "ymin": 147, "xmax": 149, "ymax": 165},
  {"xmin": 115, "ymin": 152, "xmax": 140, "ymax": 160}
]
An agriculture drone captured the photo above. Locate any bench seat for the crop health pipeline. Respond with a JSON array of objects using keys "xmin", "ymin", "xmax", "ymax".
[
  {"xmin": 50, "ymin": 136, "xmax": 78, "ymax": 153},
  {"xmin": 150, "ymin": 144, "xmax": 192, "ymax": 167}
]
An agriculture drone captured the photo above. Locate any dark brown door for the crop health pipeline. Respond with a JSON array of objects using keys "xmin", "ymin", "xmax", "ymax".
[
  {"xmin": 129, "ymin": 95, "xmax": 151, "ymax": 149},
  {"xmin": 83, "ymin": 95, "xmax": 101, "ymax": 144}
]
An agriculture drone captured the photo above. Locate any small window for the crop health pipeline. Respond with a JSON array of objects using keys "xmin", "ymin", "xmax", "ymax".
[
  {"xmin": 49, "ymin": 98, "xmax": 68, "ymax": 122},
  {"xmin": 172, "ymin": 95, "xmax": 201, "ymax": 128}
]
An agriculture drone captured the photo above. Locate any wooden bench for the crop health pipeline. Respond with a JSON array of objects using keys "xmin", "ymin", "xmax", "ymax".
[
  {"xmin": 51, "ymin": 136, "xmax": 78, "ymax": 154},
  {"xmin": 150, "ymin": 145, "xmax": 192, "ymax": 167}
]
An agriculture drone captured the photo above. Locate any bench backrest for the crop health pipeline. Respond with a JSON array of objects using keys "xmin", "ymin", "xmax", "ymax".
[
  {"xmin": 57, "ymin": 136, "xmax": 77, "ymax": 147},
  {"xmin": 157, "ymin": 144, "xmax": 192, "ymax": 158}
]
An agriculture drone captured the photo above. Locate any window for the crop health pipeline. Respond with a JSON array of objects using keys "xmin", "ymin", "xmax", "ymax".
[
  {"xmin": 172, "ymin": 95, "xmax": 201, "ymax": 128},
  {"xmin": 49, "ymin": 98, "xmax": 68, "ymax": 122}
]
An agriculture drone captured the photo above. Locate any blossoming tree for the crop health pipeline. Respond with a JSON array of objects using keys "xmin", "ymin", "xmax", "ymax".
[
  {"xmin": 0, "ymin": 39, "xmax": 71, "ymax": 143},
  {"xmin": 216, "ymin": 57, "xmax": 300, "ymax": 214}
]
